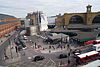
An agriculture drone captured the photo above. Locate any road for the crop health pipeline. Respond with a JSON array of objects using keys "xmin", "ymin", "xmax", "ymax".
[
  {"xmin": 1, "ymin": 27, "xmax": 100, "ymax": 67},
  {"xmin": 7, "ymin": 46, "xmax": 75, "ymax": 67},
  {"xmin": 0, "ymin": 30, "xmax": 20, "ymax": 65},
  {"xmin": 6, "ymin": 34, "xmax": 76, "ymax": 67}
]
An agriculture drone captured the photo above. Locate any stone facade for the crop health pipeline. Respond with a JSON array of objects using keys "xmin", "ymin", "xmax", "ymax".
[{"xmin": 55, "ymin": 5, "xmax": 100, "ymax": 26}]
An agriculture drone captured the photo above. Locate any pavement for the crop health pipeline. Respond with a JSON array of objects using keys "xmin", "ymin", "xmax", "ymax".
[
  {"xmin": 7, "ymin": 58, "xmax": 56, "ymax": 67},
  {"xmin": 34, "ymin": 48, "xmax": 67, "ymax": 54},
  {"xmin": 0, "ymin": 31, "xmax": 16, "ymax": 45},
  {"xmin": 0, "ymin": 30, "xmax": 77, "ymax": 67},
  {"xmin": 24, "ymin": 41, "xmax": 68, "ymax": 54},
  {"xmin": 0, "ymin": 37, "xmax": 7, "ymax": 45},
  {"xmin": 0, "ymin": 30, "xmax": 22, "ymax": 66},
  {"xmin": 26, "ymin": 35, "xmax": 70, "ymax": 54},
  {"xmin": 4, "ymin": 43, "xmax": 21, "ymax": 65}
]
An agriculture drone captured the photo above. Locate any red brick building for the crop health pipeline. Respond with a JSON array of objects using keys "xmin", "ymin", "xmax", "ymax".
[{"xmin": 0, "ymin": 18, "xmax": 21, "ymax": 38}]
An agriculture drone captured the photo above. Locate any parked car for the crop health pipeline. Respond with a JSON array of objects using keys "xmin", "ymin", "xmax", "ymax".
[
  {"xmin": 33, "ymin": 55, "xmax": 45, "ymax": 62},
  {"xmin": 58, "ymin": 54, "xmax": 67, "ymax": 59},
  {"xmin": 18, "ymin": 45, "xmax": 23, "ymax": 51}
]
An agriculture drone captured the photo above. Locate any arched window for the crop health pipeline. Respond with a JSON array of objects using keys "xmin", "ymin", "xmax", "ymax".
[
  {"xmin": 69, "ymin": 15, "xmax": 84, "ymax": 24},
  {"xmin": 92, "ymin": 15, "xmax": 100, "ymax": 24}
]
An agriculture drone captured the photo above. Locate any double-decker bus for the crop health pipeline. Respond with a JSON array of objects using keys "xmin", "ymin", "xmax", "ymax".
[
  {"xmin": 84, "ymin": 40, "xmax": 100, "ymax": 45},
  {"xmin": 81, "ymin": 60, "xmax": 100, "ymax": 67},
  {"xmin": 75, "ymin": 51, "xmax": 100, "ymax": 65}
]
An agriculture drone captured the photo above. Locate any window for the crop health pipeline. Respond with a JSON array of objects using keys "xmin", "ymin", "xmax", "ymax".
[{"xmin": 29, "ymin": 19, "xmax": 34, "ymax": 25}]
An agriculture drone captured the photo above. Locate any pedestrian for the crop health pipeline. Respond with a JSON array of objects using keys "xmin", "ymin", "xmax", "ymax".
[
  {"xmin": 68, "ymin": 60, "xmax": 70, "ymax": 64},
  {"xmin": 4, "ymin": 49, "xmax": 9, "ymax": 60},
  {"xmin": 68, "ymin": 53, "xmax": 70, "ymax": 56},
  {"xmin": 52, "ymin": 46, "xmax": 55, "ymax": 50},
  {"xmin": 32, "ymin": 41, "xmax": 34, "ymax": 43},
  {"xmin": 64, "ymin": 45, "xmax": 66, "ymax": 48},
  {"xmin": 43, "ymin": 48, "xmax": 45, "ymax": 50},
  {"xmin": 35, "ymin": 42, "xmax": 37, "ymax": 46},
  {"xmin": 1, "ymin": 40, "xmax": 3, "ymax": 42},
  {"xmin": 49, "ymin": 46, "xmax": 51, "ymax": 49},
  {"xmin": 32, "ymin": 45, "xmax": 34, "ymax": 49},
  {"xmin": 35, "ymin": 42, "xmax": 37, "ymax": 49},
  {"xmin": 4, "ymin": 55, "xmax": 9, "ymax": 60},
  {"xmin": 67, "ymin": 44, "xmax": 70, "ymax": 49},
  {"xmin": 57, "ymin": 44, "xmax": 60, "ymax": 48},
  {"xmin": 15, "ymin": 45, "xmax": 18, "ymax": 53},
  {"xmin": 49, "ymin": 50, "xmax": 51, "ymax": 53},
  {"xmin": 61, "ymin": 46, "xmax": 62, "ymax": 50}
]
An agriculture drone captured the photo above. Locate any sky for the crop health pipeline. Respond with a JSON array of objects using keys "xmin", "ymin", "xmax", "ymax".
[{"xmin": 0, "ymin": 0, "xmax": 100, "ymax": 18}]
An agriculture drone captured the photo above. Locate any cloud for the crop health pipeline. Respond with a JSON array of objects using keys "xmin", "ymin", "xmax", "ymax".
[{"xmin": 0, "ymin": 0, "xmax": 100, "ymax": 18}]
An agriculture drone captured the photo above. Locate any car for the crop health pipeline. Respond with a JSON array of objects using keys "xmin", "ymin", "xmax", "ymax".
[
  {"xmin": 72, "ymin": 50, "xmax": 81, "ymax": 55},
  {"xmin": 33, "ymin": 55, "xmax": 45, "ymax": 62},
  {"xmin": 58, "ymin": 54, "xmax": 67, "ymax": 59},
  {"xmin": 18, "ymin": 45, "xmax": 23, "ymax": 51},
  {"xmin": 22, "ymin": 47, "xmax": 27, "ymax": 50},
  {"xmin": 23, "ymin": 37, "xmax": 28, "ymax": 40}
]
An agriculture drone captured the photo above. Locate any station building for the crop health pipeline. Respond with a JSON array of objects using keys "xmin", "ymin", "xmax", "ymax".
[
  {"xmin": 55, "ymin": 5, "xmax": 100, "ymax": 27},
  {"xmin": 0, "ymin": 18, "xmax": 21, "ymax": 38}
]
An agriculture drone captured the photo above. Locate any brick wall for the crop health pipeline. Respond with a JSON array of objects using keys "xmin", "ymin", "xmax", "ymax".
[{"xmin": 0, "ymin": 18, "xmax": 21, "ymax": 38}]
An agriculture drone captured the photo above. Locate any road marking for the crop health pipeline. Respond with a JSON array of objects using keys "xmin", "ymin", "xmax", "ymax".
[
  {"xmin": 44, "ymin": 60, "xmax": 51, "ymax": 67},
  {"xmin": 49, "ymin": 58, "xmax": 56, "ymax": 64},
  {"xmin": 39, "ymin": 59, "xmax": 48, "ymax": 66},
  {"xmin": 8, "ymin": 60, "xmax": 31, "ymax": 67}
]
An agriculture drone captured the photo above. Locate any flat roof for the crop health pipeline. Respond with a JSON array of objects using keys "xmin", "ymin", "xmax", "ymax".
[
  {"xmin": 77, "ymin": 51, "xmax": 99, "ymax": 59},
  {"xmin": 52, "ymin": 29, "xmax": 100, "ymax": 42},
  {"xmin": 48, "ymin": 33, "xmax": 68, "ymax": 40}
]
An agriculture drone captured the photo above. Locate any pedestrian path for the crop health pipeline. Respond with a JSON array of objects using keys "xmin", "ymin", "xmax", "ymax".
[
  {"xmin": 4, "ymin": 42, "xmax": 21, "ymax": 64},
  {"xmin": 7, "ymin": 58, "xmax": 56, "ymax": 67},
  {"xmin": 33, "ymin": 47, "xmax": 67, "ymax": 54},
  {"xmin": 0, "ymin": 31, "xmax": 16, "ymax": 45},
  {"xmin": 44, "ymin": 49, "xmax": 66, "ymax": 53},
  {"xmin": 0, "ymin": 37, "xmax": 7, "ymax": 45},
  {"xmin": 26, "ymin": 43, "xmax": 68, "ymax": 54}
]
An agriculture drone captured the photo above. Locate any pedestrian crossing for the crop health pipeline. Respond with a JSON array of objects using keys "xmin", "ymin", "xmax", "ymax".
[{"xmin": 7, "ymin": 58, "xmax": 56, "ymax": 67}]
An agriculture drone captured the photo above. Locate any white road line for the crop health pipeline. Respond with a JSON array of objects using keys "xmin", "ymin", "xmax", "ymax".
[
  {"xmin": 49, "ymin": 58, "xmax": 56, "ymax": 64},
  {"xmin": 39, "ymin": 59, "xmax": 48, "ymax": 66},
  {"xmin": 44, "ymin": 60, "xmax": 51, "ymax": 67}
]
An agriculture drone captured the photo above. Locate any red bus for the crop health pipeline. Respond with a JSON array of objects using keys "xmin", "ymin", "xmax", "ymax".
[
  {"xmin": 81, "ymin": 60, "xmax": 100, "ymax": 67},
  {"xmin": 84, "ymin": 40, "xmax": 100, "ymax": 45},
  {"xmin": 75, "ymin": 51, "xmax": 100, "ymax": 65}
]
